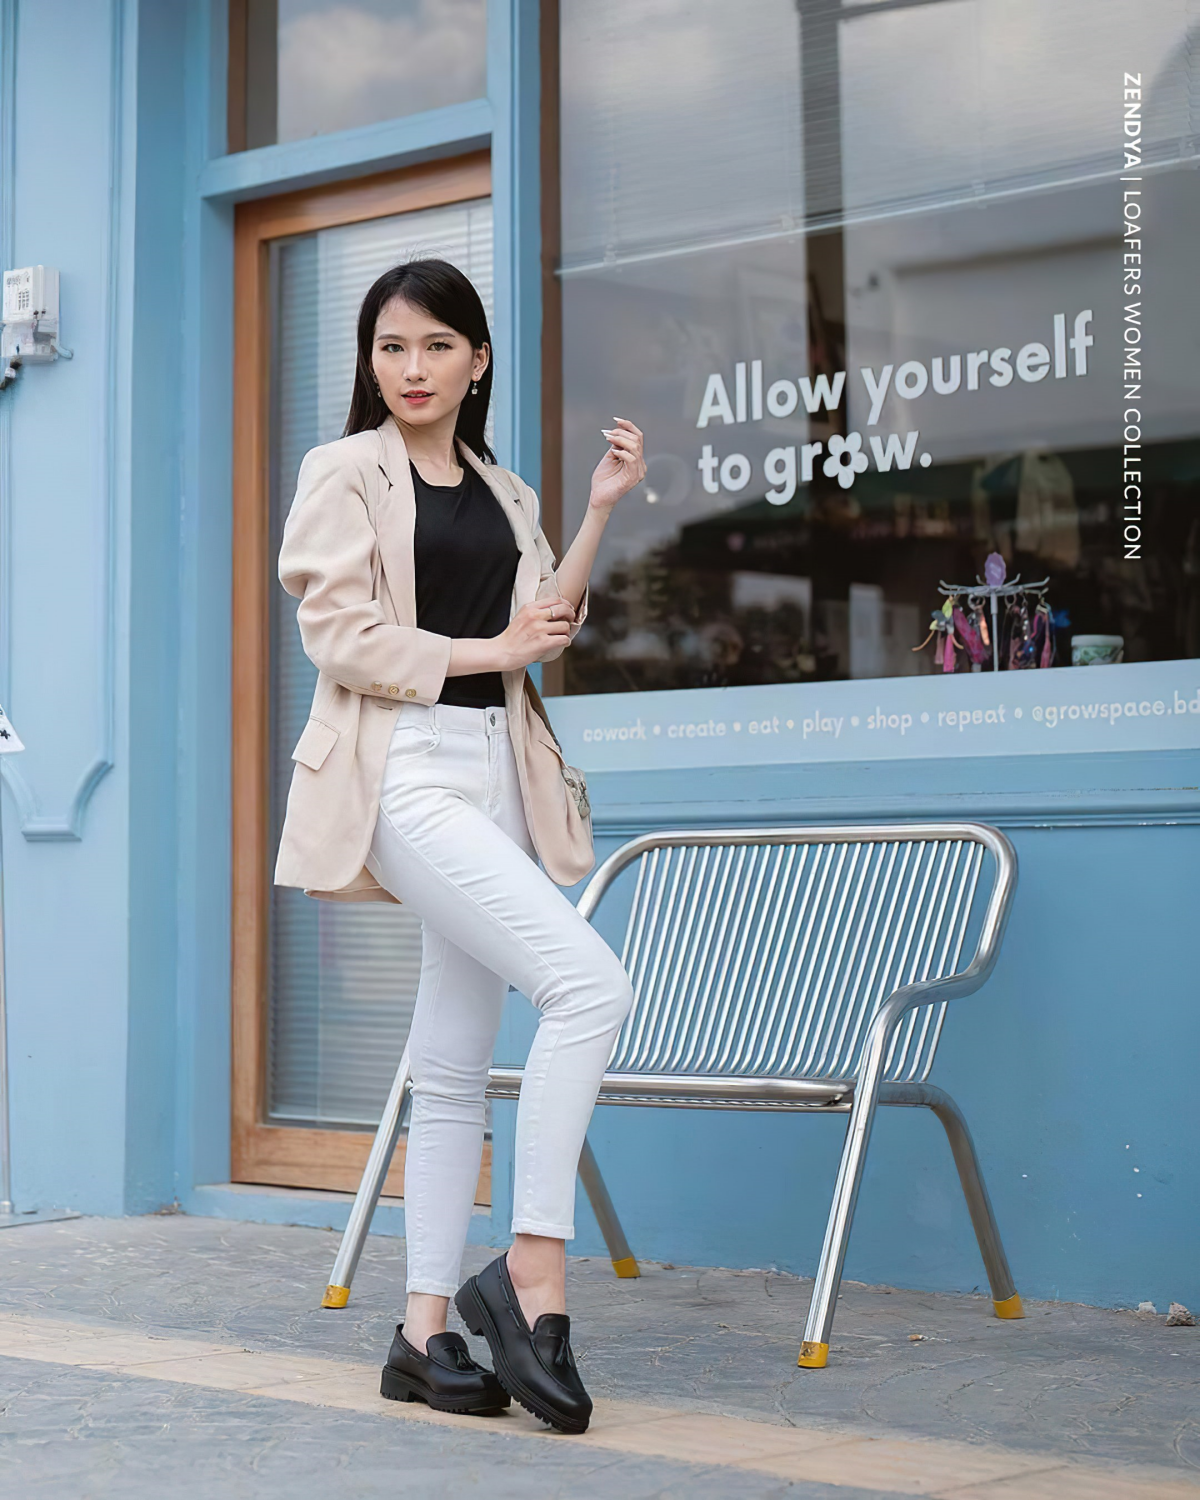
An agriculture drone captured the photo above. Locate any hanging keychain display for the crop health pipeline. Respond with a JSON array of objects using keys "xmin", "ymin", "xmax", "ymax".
[
  {"xmin": 913, "ymin": 600, "xmax": 957, "ymax": 671},
  {"xmin": 914, "ymin": 553, "xmax": 1055, "ymax": 673}
]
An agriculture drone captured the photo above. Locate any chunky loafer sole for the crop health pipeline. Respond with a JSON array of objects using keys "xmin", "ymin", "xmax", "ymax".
[
  {"xmin": 455, "ymin": 1277, "xmax": 589, "ymax": 1434},
  {"xmin": 380, "ymin": 1362, "xmax": 510, "ymax": 1415}
]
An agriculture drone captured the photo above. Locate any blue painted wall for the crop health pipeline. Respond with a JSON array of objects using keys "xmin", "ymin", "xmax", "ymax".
[
  {"xmin": 0, "ymin": 0, "xmax": 196, "ymax": 1218},
  {"xmin": 0, "ymin": 0, "xmax": 1195, "ymax": 1316},
  {"xmin": 2, "ymin": 0, "xmax": 136, "ymax": 1218}
]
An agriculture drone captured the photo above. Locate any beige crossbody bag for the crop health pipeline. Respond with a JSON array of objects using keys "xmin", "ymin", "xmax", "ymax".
[{"xmin": 521, "ymin": 672, "xmax": 594, "ymax": 884}]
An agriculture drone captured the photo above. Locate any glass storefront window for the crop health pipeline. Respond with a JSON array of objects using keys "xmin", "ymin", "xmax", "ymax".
[
  {"xmin": 557, "ymin": 0, "xmax": 1200, "ymax": 694},
  {"xmin": 229, "ymin": 0, "xmax": 487, "ymax": 151}
]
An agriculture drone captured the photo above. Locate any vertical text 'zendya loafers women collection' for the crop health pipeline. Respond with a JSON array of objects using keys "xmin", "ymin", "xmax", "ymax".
[
  {"xmin": 380, "ymin": 1325, "xmax": 510, "ymax": 1415},
  {"xmin": 455, "ymin": 1254, "xmax": 594, "ymax": 1434}
]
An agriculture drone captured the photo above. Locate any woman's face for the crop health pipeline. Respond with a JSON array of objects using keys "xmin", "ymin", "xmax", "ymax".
[{"xmin": 371, "ymin": 296, "xmax": 488, "ymax": 430}]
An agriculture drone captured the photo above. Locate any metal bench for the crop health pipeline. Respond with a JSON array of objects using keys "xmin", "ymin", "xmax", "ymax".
[{"xmin": 322, "ymin": 821, "xmax": 1022, "ymax": 1368}]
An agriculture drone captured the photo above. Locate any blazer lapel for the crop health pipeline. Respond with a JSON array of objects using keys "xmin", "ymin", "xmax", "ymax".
[
  {"xmin": 374, "ymin": 417, "xmax": 418, "ymax": 625},
  {"xmin": 456, "ymin": 439, "xmax": 541, "ymax": 613}
]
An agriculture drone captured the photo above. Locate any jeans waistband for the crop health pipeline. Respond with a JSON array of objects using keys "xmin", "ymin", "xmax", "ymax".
[{"xmin": 395, "ymin": 700, "xmax": 509, "ymax": 735}]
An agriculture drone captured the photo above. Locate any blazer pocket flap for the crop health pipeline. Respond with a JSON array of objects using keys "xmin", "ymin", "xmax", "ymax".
[
  {"xmin": 292, "ymin": 717, "xmax": 339, "ymax": 771},
  {"xmin": 531, "ymin": 718, "xmax": 565, "ymax": 760}
]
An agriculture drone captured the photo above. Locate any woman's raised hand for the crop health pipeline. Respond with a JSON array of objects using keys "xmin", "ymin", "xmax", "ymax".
[
  {"xmin": 496, "ymin": 598, "xmax": 576, "ymax": 670},
  {"xmin": 589, "ymin": 418, "xmax": 646, "ymax": 513}
]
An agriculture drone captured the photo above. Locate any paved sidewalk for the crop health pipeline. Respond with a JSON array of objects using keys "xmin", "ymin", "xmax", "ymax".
[{"xmin": 0, "ymin": 1215, "xmax": 1196, "ymax": 1498}]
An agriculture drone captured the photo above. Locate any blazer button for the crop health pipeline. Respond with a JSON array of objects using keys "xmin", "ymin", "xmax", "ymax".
[
  {"xmin": 388, "ymin": 684, "xmax": 400, "ymax": 696},
  {"xmin": 404, "ymin": 687, "xmax": 417, "ymax": 698},
  {"xmin": 371, "ymin": 681, "xmax": 383, "ymax": 692}
]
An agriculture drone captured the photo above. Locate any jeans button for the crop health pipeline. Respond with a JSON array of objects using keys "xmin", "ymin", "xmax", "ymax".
[{"xmin": 489, "ymin": 712, "xmax": 496, "ymax": 726}]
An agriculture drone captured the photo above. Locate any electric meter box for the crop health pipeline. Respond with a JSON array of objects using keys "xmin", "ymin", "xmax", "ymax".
[{"xmin": 2, "ymin": 266, "xmax": 61, "ymax": 362}]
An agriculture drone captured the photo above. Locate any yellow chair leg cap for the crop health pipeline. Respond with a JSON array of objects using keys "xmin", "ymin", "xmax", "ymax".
[
  {"xmin": 994, "ymin": 1292, "xmax": 1024, "ymax": 1319},
  {"xmin": 322, "ymin": 1284, "xmax": 351, "ymax": 1309},
  {"xmin": 612, "ymin": 1256, "xmax": 641, "ymax": 1279},
  {"xmin": 798, "ymin": 1340, "xmax": 829, "ymax": 1368}
]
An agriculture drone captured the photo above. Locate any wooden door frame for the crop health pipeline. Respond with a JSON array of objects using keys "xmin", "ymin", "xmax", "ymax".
[{"xmin": 230, "ymin": 152, "xmax": 493, "ymax": 1198}]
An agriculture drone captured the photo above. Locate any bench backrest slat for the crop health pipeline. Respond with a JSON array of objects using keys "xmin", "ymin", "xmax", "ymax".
[{"xmin": 607, "ymin": 830, "xmax": 993, "ymax": 1085}]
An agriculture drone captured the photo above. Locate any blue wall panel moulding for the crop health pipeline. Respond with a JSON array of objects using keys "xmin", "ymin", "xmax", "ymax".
[
  {"xmin": 0, "ymin": 0, "xmax": 123, "ymax": 842},
  {"xmin": 0, "ymin": 0, "xmax": 139, "ymax": 1221}
]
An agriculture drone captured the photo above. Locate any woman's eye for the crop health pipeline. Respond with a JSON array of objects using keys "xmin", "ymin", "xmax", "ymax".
[
  {"xmin": 429, "ymin": 341, "xmax": 450, "ymax": 351},
  {"xmin": 381, "ymin": 342, "xmax": 402, "ymax": 353}
]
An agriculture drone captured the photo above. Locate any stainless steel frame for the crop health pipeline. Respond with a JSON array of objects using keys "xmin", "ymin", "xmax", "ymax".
[
  {"xmin": 321, "ymin": 1046, "xmax": 413, "ymax": 1308},
  {"xmin": 322, "ymin": 821, "xmax": 1021, "ymax": 1367}
]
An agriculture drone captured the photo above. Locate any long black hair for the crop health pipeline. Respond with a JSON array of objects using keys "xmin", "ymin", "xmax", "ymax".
[{"xmin": 343, "ymin": 258, "xmax": 495, "ymax": 463}]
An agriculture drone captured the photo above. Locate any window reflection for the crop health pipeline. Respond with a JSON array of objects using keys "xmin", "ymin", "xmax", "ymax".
[
  {"xmin": 230, "ymin": 0, "xmax": 487, "ymax": 151},
  {"xmin": 558, "ymin": 0, "xmax": 1200, "ymax": 693}
]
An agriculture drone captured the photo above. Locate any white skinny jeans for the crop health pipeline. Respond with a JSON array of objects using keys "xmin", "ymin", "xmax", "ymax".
[{"xmin": 364, "ymin": 699, "xmax": 634, "ymax": 1297}]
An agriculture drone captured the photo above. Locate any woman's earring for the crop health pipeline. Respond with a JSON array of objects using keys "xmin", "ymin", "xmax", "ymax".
[{"xmin": 471, "ymin": 380, "xmax": 479, "ymax": 396}]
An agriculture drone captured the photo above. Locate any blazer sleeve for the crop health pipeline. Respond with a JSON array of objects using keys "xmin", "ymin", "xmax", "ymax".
[
  {"xmin": 278, "ymin": 444, "xmax": 453, "ymax": 704},
  {"xmin": 513, "ymin": 472, "xmax": 589, "ymax": 664}
]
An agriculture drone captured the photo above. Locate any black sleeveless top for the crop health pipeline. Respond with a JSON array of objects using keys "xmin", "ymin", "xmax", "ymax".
[{"xmin": 411, "ymin": 459, "xmax": 520, "ymax": 709}]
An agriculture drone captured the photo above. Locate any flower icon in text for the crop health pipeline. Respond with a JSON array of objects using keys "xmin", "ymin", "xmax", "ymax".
[{"xmin": 823, "ymin": 432, "xmax": 869, "ymax": 489}]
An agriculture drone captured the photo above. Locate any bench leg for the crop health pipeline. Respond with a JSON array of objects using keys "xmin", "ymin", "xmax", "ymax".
[
  {"xmin": 799, "ymin": 1079, "xmax": 883, "ymax": 1368},
  {"xmin": 322, "ymin": 1046, "xmax": 413, "ymax": 1309},
  {"xmin": 578, "ymin": 1136, "xmax": 640, "ymax": 1278},
  {"xmin": 927, "ymin": 1089, "xmax": 1023, "ymax": 1320}
]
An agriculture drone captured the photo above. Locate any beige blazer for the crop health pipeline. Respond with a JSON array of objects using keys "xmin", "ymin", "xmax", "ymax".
[{"xmin": 273, "ymin": 416, "xmax": 588, "ymax": 903}]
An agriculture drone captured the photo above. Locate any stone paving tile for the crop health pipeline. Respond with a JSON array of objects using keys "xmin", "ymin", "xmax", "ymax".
[
  {"xmin": 0, "ymin": 1214, "xmax": 1196, "ymax": 1481},
  {"xmin": 7, "ymin": 1322, "xmax": 1198, "ymax": 1500},
  {"xmin": 572, "ymin": 1262, "xmax": 1200, "ymax": 1471},
  {"xmin": 0, "ymin": 1356, "xmax": 908, "ymax": 1500}
]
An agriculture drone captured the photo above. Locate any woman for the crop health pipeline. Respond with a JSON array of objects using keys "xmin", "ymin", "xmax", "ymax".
[{"xmin": 274, "ymin": 258, "xmax": 645, "ymax": 1434}]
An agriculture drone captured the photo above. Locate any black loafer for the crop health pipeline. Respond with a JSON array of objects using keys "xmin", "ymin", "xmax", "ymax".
[
  {"xmin": 454, "ymin": 1254, "xmax": 593, "ymax": 1434},
  {"xmin": 380, "ymin": 1324, "xmax": 510, "ymax": 1415}
]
